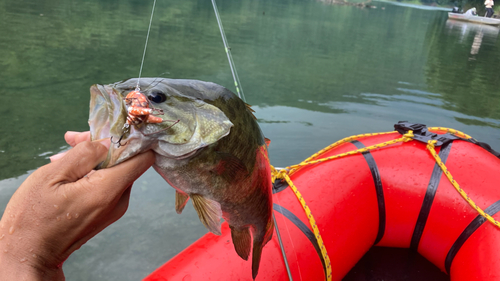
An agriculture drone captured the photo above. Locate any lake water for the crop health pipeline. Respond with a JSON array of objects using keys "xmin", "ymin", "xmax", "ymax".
[{"xmin": 1, "ymin": 0, "xmax": 499, "ymax": 280}]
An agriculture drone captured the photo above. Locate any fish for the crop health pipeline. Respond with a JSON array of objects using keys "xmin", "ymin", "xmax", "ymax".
[{"xmin": 88, "ymin": 78, "xmax": 274, "ymax": 279}]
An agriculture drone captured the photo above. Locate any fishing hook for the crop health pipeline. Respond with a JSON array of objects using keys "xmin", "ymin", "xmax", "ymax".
[
  {"xmin": 110, "ymin": 134, "xmax": 128, "ymax": 148},
  {"xmin": 110, "ymin": 124, "xmax": 130, "ymax": 148}
]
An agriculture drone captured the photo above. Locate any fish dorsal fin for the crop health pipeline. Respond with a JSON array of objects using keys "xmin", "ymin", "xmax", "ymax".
[
  {"xmin": 245, "ymin": 103, "xmax": 257, "ymax": 119},
  {"xmin": 175, "ymin": 191, "xmax": 190, "ymax": 214},
  {"xmin": 215, "ymin": 152, "xmax": 248, "ymax": 182},
  {"xmin": 229, "ymin": 225, "xmax": 251, "ymax": 261},
  {"xmin": 190, "ymin": 194, "xmax": 222, "ymax": 235},
  {"xmin": 264, "ymin": 137, "xmax": 271, "ymax": 147}
]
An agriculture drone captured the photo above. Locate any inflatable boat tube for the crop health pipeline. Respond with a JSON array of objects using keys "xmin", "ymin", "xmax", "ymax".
[{"xmin": 144, "ymin": 123, "xmax": 500, "ymax": 281}]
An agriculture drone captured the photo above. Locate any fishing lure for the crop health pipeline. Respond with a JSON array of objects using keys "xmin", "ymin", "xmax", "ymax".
[
  {"xmin": 111, "ymin": 89, "xmax": 179, "ymax": 147},
  {"xmin": 125, "ymin": 90, "xmax": 164, "ymax": 125}
]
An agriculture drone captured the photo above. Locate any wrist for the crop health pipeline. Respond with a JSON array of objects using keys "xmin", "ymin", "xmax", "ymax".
[
  {"xmin": 0, "ymin": 220, "xmax": 64, "ymax": 281},
  {"xmin": 0, "ymin": 250, "xmax": 64, "ymax": 281}
]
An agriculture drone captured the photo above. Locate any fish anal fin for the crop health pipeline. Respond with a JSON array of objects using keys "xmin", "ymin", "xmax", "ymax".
[
  {"xmin": 215, "ymin": 152, "xmax": 248, "ymax": 181},
  {"xmin": 175, "ymin": 191, "xmax": 190, "ymax": 214},
  {"xmin": 229, "ymin": 226, "xmax": 252, "ymax": 261},
  {"xmin": 190, "ymin": 194, "xmax": 222, "ymax": 235}
]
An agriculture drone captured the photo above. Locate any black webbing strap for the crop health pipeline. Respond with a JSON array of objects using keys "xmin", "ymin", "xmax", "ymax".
[
  {"xmin": 351, "ymin": 140, "xmax": 386, "ymax": 245},
  {"xmin": 466, "ymin": 138, "xmax": 500, "ymax": 159},
  {"xmin": 444, "ymin": 200, "xmax": 500, "ymax": 273},
  {"xmin": 410, "ymin": 141, "xmax": 453, "ymax": 251},
  {"xmin": 273, "ymin": 203, "xmax": 328, "ymax": 277}
]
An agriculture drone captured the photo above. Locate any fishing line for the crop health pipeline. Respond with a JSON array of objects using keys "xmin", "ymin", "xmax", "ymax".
[
  {"xmin": 210, "ymin": 0, "xmax": 246, "ymax": 102},
  {"xmin": 210, "ymin": 2, "xmax": 295, "ymax": 278},
  {"xmin": 273, "ymin": 212, "xmax": 294, "ymax": 280},
  {"xmin": 136, "ymin": 0, "xmax": 158, "ymax": 91},
  {"xmin": 274, "ymin": 190, "xmax": 304, "ymax": 281}
]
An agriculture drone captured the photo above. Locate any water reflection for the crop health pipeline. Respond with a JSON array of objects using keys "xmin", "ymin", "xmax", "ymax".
[
  {"xmin": 445, "ymin": 19, "xmax": 499, "ymax": 55},
  {"xmin": 446, "ymin": 19, "xmax": 500, "ymax": 40}
]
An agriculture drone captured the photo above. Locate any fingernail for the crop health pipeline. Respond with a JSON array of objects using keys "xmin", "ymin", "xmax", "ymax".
[
  {"xmin": 50, "ymin": 152, "xmax": 67, "ymax": 162},
  {"xmin": 65, "ymin": 131, "xmax": 80, "ymax": 138}
]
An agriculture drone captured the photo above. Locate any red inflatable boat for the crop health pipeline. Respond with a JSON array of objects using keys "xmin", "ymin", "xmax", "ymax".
[{"xmin": 145, "ymin": 122, "xmax": 500, "ymax": 281}]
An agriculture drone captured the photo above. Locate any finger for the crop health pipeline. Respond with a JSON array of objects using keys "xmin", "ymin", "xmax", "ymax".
[
  {"xmin": 52, "ymin": 133, "xmax": 107, "ymax": 163},
  {"xmin": 83, "ymin": 151, "xmax": 154, "ymax": 198},
  {"xmin": 65, "ymin": 131, "xmax": 91, "ymax": 147},
  {"xmin": 47, "ymin": 141, "xmax": 109, "ymax": 183}
]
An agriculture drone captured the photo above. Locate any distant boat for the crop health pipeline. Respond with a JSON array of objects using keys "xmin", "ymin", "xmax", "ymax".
[{"xmin": 448, "ymin": 12, "xmax": 500, "ymax": 26}]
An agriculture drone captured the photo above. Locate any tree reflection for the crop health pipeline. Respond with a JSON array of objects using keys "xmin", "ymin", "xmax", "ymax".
[{"xmin": 425, "ymin": 17, "xmax": 500, "ymax": 122}]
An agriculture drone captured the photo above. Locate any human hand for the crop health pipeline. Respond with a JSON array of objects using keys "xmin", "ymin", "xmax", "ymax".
[{"xmin": 0, "ymin": 131, "xmax": 155, "ymax": 280}]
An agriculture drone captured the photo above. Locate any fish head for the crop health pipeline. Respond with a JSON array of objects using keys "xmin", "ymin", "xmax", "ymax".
[{"xmin": 89, "ymin": 78, "xmax": 234, "ymax": 168}]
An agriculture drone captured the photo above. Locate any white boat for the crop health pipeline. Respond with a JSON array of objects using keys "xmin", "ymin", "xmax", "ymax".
[{"xmin": 448, "ymin": 12, "xmax": 500, "ymax": 26}]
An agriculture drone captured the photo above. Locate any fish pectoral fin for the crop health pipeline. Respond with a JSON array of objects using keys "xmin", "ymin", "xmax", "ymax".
[
  {"xmin": 175, "ymin": 191, "xmax": 190, "ymax": 214},
  {"xmin": 229, "ymin": 226, "xmax": 252, "ymax": 261},
  {"xmin": 191, "ymin": 194, "xmax": 222, "ymax": 235},
  {"xmin": 215, "ymin": 152, "xmax": 248, "ymax": 181}
]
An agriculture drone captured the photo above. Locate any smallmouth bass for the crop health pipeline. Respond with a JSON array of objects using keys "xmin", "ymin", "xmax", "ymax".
[{"xmin": 89, "ymin": 78, "xmax": 274, "ymax": 279}]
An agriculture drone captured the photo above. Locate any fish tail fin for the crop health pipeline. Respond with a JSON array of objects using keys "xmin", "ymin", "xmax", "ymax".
[
  {"xmin": 251, "ymin": 218, "xmax": 275, "ymax": 280},
  {"xmin": 251, "ymin": 239, "xmax": 264, "ymax": 280},
  {"xmin": 230, "ymin": 226, "xmax": 251, "ymax": 261}
]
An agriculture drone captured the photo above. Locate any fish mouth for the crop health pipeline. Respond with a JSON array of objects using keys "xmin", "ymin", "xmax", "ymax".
[
  {"xmin": 88, "ymin": 83, "xmax": 198, "ymax": 167},
  {"xmin": 89, "ymin": 84, "xmax": 138, "ymax": 168},
  {"xmin": 89, "ymin": 84, "xmax": 127, "ymax": 143},
  {"xmin": 88, "ymin": 78, "xmax": 235, "ymax": 167}
]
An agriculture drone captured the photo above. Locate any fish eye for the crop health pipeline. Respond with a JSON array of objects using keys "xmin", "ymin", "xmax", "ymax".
[{"xmin": 148, "ymin": 91, "xmax": 167, "ymax": 103}]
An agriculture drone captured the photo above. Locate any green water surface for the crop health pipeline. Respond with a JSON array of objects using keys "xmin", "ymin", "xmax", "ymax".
[{"xmin": 1, "ymin": 0, "xmax": 499, "ymax": 280}]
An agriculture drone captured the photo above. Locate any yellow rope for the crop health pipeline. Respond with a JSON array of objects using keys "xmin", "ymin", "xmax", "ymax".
[
  {"xmin": 428, "ymin": 127, "xmax": 473, "ymax": 140},
  {"xmin": 271, "ymin": 131, "xmax": 413, "ymax": 281},
  {"xmin": 287, "ymin": 131, "xmax": 397, "ymax": 175},
  {"xmin": 274, "ymin": 168, "xmax": 332, "ymax": 280},
  {"xmin": 271, "ymin": 126, "xmax": 500, "ymax": 280},
  {"xmin": 426, "ymin": 140, "xmax": 500, "ymax": 227}
]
